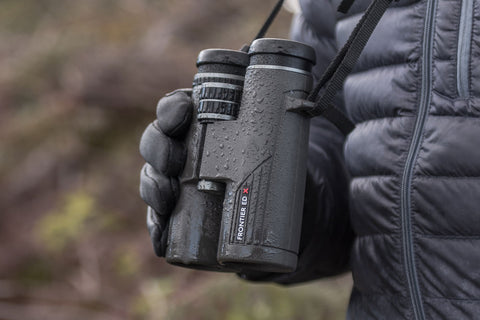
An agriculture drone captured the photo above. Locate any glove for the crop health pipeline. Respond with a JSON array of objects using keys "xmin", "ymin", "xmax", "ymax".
[{"xmin": 139, "ymin": 89, "xmax": 193, "ymax": 256}]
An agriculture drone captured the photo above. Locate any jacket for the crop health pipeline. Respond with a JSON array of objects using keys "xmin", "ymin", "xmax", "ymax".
[{"xmin": 283, "ymin": 0, "xmax": 480, "ymax": 318}]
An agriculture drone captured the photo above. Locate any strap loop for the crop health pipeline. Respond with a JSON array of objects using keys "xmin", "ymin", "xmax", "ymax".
[{"xmin": 285, "ymin": 96, "xmax": 355, "ymax": 135}]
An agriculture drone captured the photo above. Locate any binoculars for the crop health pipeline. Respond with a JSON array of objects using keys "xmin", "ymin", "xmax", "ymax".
[{"xmin": 166, "ymin": 38, "xmax": 316, "ymax": 273}]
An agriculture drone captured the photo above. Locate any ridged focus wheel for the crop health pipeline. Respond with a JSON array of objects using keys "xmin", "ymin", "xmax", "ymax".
[{"xmin": 194, "ymin": 74, "xmax": 244, "ymax": 122}]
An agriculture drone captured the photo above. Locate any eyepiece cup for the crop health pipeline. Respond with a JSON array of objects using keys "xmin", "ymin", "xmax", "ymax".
[{"xmin": 248, "ymin": 38, "xmax": 316, "ymax": 65}]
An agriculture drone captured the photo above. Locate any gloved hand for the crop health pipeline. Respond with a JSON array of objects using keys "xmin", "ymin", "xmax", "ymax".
[{"xmin": 139, "ymin": 89, "xmax": 193, "ymax": 256}]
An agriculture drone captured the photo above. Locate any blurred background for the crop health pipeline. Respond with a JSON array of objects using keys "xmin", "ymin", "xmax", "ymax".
[{"xmin": 0, "ymin": 0, "xmax": 352, "ymax": 319}]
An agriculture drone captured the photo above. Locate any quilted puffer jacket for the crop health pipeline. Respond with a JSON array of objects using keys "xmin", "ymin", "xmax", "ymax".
[{"xmin": 286, "ymin": 0, "xmax": 480, "ymax": 318}]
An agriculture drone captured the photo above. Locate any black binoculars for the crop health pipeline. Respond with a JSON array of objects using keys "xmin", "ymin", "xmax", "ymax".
[{"xmin": 165, "ymin": 38, "xmax": 316, "ymax": 273}]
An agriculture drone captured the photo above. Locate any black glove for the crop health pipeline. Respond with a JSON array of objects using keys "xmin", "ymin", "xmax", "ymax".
[{"xmin": 139, "ymin": 89, "xmax": 193, "ymax": 256}]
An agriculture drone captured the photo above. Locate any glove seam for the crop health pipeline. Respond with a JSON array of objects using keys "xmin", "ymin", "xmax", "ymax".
[
  {"xmin": 169, "ymin": 177, "xmax": 179, "ymax": 201},
  {"xmin": 143, "ymin": 165, "xmax": 168, "ymax": 213},
  {"xmin": 152, "ymin": 121, "xmax": 171, "ymax": 175},
  {"xmin": 170, "ymin": 101, "xmax": 192, "ymax": 137},
  {"xmin": 166, "ymin": 131, "xmax": 173, "ymax": 175}
]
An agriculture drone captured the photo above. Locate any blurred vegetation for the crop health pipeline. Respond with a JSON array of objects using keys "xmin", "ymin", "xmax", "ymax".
[
  {"xmin": 0, "ymin": 0, "xmax": 352, "ymax": 319},
  {"xmin": 37, "ymin": 191, "xmax": 96, "ymax": 252},
  {"xmin": 132, "ymin": 273, "xmax": 351, "ymax": 320}
]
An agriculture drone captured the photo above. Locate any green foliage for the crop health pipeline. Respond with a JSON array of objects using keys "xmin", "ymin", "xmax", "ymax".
[
  {"xmin": 0, "ymin": 0, "xmax": 51, "ymax": 33},
  {"xmin": 132, "ymin": 272, "xmax": 350, "ymax": 320},
  {"xmin": 113, "ymin": 246, "xmax": 141, "ymax": 278},
  {"xmin": 36, "ymin": 190, "xmax": 95, "ymax": 252},
  {"xmin": 132, "ymin": 278, "xmax": 175, "ymax": 319},
  {"xmin": 14, "ymin": 257, "xmax": 54, "ymax": 287}
]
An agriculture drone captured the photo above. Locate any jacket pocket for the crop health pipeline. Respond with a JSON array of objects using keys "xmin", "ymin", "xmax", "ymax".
[{"xmin": 457, "ymin": 0, "xmax": 474, "ymax": 98}]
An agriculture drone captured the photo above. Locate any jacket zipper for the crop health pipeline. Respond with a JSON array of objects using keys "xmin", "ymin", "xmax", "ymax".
[
  {"xmin": 457, "ymin": 0, "xmax": 474, "ymax": 98},
  {"xmin": 400, "ymin": 0, "xmax": 437, "ymax": 318}
]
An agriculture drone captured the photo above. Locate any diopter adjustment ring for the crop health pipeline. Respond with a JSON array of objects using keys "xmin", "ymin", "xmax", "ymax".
[
  {"xmin": 199, "ymin": 85, "xmax": 243, "ymax": 102},
  {"xmin": 196, "ymin": 77, "xmax": 244, "ymax": 122},
  {"xmin": 198, "ymin": 100, "xmax": 240, "ymax": 121}
]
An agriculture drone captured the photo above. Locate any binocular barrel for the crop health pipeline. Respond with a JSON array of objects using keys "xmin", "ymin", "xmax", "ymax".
[
  {"xmin": 166, "ymin": 38, "xmax": 316, "ymax": 273},
  {"xmin": 165, "ymin": 49, "xmax": 249, "ymax": 271}
]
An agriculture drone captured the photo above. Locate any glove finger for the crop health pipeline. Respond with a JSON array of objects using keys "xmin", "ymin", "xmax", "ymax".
[
  {"xmin": 139, "ymin": 121, "xmax": 186, "ymax": 176},
  {"xmin": 139, "ymin": 163, "xmax": 179, "ymax": 214},
  {"xmin": 156, "ymin": 90, "xmax": 193, "ymax": 137},
  {"xmin": 147, "ymin": 206, "xmax": 170, "ymax": 257}
]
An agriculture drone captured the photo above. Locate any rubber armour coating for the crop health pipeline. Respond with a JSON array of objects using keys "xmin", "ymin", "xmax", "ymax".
[{"xmin": 167, "ymin": 38, "xmax": 316, "ymax": 273}]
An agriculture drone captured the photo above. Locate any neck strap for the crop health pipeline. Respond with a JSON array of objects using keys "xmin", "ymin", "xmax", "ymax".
[{"xmin": 305, "ymin": 0, "xmax": 394, "ymax": 135}]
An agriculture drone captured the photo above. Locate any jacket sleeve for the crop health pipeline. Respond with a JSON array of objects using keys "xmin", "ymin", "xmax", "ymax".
[{"xmin": 241, "ymin": 2, "xmax": 354, "ymax": 284}]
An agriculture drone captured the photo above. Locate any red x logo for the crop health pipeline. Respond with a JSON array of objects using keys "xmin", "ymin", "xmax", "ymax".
[{"xmin": 243, "ymin": 188, "xmax": 249, "ymax": 194}]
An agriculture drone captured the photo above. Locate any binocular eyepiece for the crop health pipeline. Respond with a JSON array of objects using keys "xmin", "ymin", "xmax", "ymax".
[
  {"xmin": 195, "ymin": 49, "xmax": 247, "ymax": 123},
  {"xmin": 166, "ymin": 38, "xmax": 316, "ymax": 273}
]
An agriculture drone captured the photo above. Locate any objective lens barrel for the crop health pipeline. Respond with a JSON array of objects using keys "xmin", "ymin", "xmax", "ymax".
[{"xmin": 198, "ymin": 39, "xmax": 316, "ymax": 273}]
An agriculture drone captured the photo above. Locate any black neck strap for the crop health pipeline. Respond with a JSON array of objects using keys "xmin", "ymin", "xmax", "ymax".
[{"xmin": 304, "ymin": 0, "xmax": 394, "ymax": 135}]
